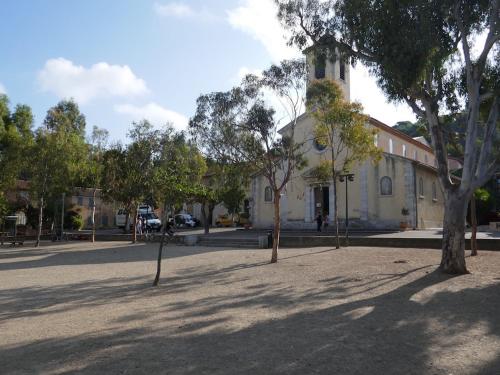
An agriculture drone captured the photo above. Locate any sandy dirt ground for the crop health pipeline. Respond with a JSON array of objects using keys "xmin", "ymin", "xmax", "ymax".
[{"xmin": 0, "ymin": 241, "xmax": 499, "ymax": 375}]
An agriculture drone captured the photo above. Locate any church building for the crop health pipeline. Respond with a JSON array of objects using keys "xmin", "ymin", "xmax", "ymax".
[{"xmin": 249, "ymin": 50, "xmax": 453, "ymax": 230}]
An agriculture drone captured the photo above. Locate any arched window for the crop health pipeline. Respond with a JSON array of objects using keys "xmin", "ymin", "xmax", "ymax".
[
  {"xmin": 380, "ymin": 176, "xmax": 392, "ymax": 195},
  {"xmin": 339, "ymin": 60, "xmax": 346, "ymax": 80},
  {"xmin": 419, "ymin": 177, "xmax": 424, "ymax": 197},
  {"xmin": 432, "ymin": 182, "xmax": 437, "ymax": 201},
  {"xmin": 314, "ymin": 55, "xmax": 326, "ymax": 79},
  {"xmin": 264, "ymin": 186, "xmax": 273, "ymax": 202},
  {"xmin": 313, "ymin": 137, "xmax": 327, "ymax": 151}
]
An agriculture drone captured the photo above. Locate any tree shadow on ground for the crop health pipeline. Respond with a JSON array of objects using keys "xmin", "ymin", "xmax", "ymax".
[
  {"xmin": 0, "ymin": 240, "xmax": 339, "ymax": 273},
  {"xmin": 2, "ymin": 256, "xmax": 499, "ymax": 374},
  {"xmin": 0, "ymin": 241, "xmax": 280, "ymax": 271}
]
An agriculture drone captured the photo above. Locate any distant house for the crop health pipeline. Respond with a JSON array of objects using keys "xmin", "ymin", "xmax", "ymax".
[
  {"xmin": 4, "ymin": 181, "xmax": 118, "ymax": 229},
  {"xmin": 69, "ymin": 188, "xmax": 118, "ymax": 229}
]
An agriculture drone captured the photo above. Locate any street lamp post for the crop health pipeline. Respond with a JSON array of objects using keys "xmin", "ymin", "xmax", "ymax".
[{"xmin": 338, "ymin": 173, "xmax": 354, "ymax": 246}]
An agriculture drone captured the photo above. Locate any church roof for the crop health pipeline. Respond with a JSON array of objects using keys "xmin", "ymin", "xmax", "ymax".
[
  {"xmin": 368, "ymin": 117, "xmax": 434, "ymax": 153},
  {"xmin": 279, "ymin": 112, "xmax": 435, "ymax": 155}
]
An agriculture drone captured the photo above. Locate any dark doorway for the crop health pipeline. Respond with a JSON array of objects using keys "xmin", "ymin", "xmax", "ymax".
[
  {"xmin": 314, "ymin": 186, "xmax": 330, "ymax": 217},
  {"xmin": 322, "ymin": 186, "xmax": 329, "ymax": 215}
]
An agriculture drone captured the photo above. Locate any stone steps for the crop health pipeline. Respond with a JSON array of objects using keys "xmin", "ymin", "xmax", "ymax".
[{"xmin": 197, "ymin": 237, "xmax": 260, "ymax": 248}]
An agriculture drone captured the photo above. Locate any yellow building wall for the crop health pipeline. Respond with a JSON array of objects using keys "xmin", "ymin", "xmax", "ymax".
[
  {"xmin": 249, "ymin": 110, "xmax": 445, "ymax": 230},
  {"xmin": 415, "ymin": 168, "xmax": 445, "ymax": 229}
]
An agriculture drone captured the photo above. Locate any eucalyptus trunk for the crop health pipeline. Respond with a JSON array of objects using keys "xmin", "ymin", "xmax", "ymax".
[
  {"xmin": 91, "ymin": 189, "xmax": 97, "ymax": 243},
  {"xmin": 35, "ymin": 196, "xmax": 44, "ymax": 247},
  {"xmin": 201, "ymin": 202, "xmax": 210, "ymax": 235},
  {"xmin": 270, "ymin": 190, "xmax": 281, "ymax": 263},
  {"xmin": 153, "ymin": 203, "xmax": 169, "ymax": 286},
  {"xmin": 440, "ymin": 192, "xmax": 470, "ymax": 274},
  {"xmin": 470, "ymin": 196, "xmax": 478, "ymax": 256}
]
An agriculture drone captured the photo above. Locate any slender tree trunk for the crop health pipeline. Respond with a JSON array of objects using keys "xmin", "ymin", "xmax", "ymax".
[
  {"xmin": 91, "ymin": 189, "xmax": 96, "ymax": 243},
  {"xmin": 201, "ymin": 202, "xmax": 210, "ymax": 235},
  {"xmin": 124, "ymin": 211, "xmax": 130, "ymax": 234},
  {"xmin": 332, "ymin": 175, "xmax": 340, "ymax": 249},
  {"xmin": 440, "ymin": 192, "xmax": 470, "ymax": 274},
  {"xmin": 470, "ymin": 195, "xmax": 478, "ymax": 256},
  {"xmin": 35, "ymin": 196, "xmax": 44, "ymax": 247},
  {"xmin": 208, "ymin": 202, "xmax": 215, "ymax": 231},
  {"xmin": 153, "ymin": 203, "xmax": 169, "ymax": 286},
  {"xmin": 270, "ymin": 191, "xmax": 281, "ymax": 263},
  {"xmin": 132, "ymin": 205, "xmax": 138, "ymax": 244}
]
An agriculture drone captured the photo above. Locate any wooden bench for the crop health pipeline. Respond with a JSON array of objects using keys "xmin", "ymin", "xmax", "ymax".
[
  {"xmin": 0, "ymin": 232, "xmax": 8, "ymax": 246},
  {"xmin": 1, "ymin": 226, "xmax": 26, "ymax": 246}
]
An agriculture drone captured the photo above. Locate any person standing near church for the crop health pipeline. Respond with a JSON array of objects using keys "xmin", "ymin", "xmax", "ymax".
[{"xmin": 316, "ymin": 213, "xmax": 323, "ymax": 232}]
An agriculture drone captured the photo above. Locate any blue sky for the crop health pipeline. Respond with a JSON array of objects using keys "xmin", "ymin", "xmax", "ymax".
[{"xmin": 0, "ymin": 0, "xmax": 416, "ymax": 142}]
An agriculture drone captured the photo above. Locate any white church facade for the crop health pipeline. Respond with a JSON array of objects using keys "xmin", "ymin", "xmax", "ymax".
[{"xmin": 249, "ymin": 51, "xmax": 451, "ymax": 230}]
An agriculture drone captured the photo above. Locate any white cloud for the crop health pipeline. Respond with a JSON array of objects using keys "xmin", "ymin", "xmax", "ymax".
[
  {"xmin": 114, "ymin": 102, "xmax": 188, "ymax": 130},
  {"xmin": 0, "ymin": 82, "xmax": 6, "ymax": 94},
  {"xmin": 227, "ymin": 0, "xmax": 300, "ymax": 62},
  {"xmin": 351, "ymin": 64, "xmax": 416, "ymax": 126},
  {"xmin": 154, "ymin": 2, "xmax": 214, "ymax": 20},
  {"xmin": 154, "ymin": 2, "xmax": 193, "ymax": 17},
  {"xmin": 38, "ymin": 58, "xmax": 149, "ymax": 104},
  {"xmin": 227, "ymin": 1, "xmax": 417, "ymax": 125}
]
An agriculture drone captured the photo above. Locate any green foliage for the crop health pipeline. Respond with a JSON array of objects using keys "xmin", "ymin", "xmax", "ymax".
[
  {"xmin": 102, "ymin": 120, "xmax": 162, "ymax": 214},
  {"xmin": 154, "ymin": 128, "xmax": 207, "ymax": 209},
  {"xmin": 43, "ymin": 99, "xmax": 86, "ymax": 137},
  {"xmin": 28, "ymin": 100, "xmax": 87, "ymax": 206},
  {"xmin": 220, "ymin": 184, "xmax": 246, "ymax": 215},
  {"xmin": 474, "ymin": 188, "xmax": 491, "ymax": 202},
  {"xmin": 277, "ymin": 0, "xmax": 499, "ymax": 180},
  {"xmin": 101, "ymin": 121, "xmax": 206, "ymax": 218},
  {"xmin": 307, "ymin": 79, "xmax": 382, "ymax": 176},
  {"xmin": 0, "ymin": 94, "xmax": 34, "ymax": 194},
  {"xmin": 393, "ymin": 121, "xmax": 427, "ymax": 139},
  {"xmin": 66, "ymin": 210, "xmax": 84, "ymax": 230},
  {"xmin": 189, "ymin": 59, "xmax": 308, "ymax": 193}
]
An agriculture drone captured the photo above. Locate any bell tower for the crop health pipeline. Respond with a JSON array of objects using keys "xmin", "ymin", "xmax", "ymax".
[{"xmin": 306, "ymin": 47, "xmax": 350, "ymax": 101}]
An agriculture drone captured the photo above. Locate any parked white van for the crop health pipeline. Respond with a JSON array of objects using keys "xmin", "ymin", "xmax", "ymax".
[{"xmin": 115, "ymin": 209, "xmax": 129, "ymax": 229}]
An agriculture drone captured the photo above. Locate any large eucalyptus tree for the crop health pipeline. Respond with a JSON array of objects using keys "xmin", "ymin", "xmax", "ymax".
[{"xmin": 277, "ymin": 0, "xmax": 499, "ymax": 274}]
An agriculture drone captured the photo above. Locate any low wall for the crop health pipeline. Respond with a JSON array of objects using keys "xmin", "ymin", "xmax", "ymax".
[{"xmin": 279, "ymin": 236, "xmax": 500, "ymax": 251}]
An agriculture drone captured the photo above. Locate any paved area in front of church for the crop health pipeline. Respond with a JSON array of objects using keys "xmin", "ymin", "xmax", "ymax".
[
  {"xmin": 1, "ymin": 241, "xmax": 499, "ymax": 374},
  {"xmin": 174, "ymin": 226, "xmax": 500, "ymax": 239}
]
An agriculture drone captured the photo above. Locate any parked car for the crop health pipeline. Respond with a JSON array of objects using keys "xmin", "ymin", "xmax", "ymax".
[
  {"xmin": 139, "ymin": 212, "xmax": 162, "ymax": 232},
  {"xmin": 138, "ymin": 205, "xmax": 154, "ymax": 214},
  {"xmin": 116, "ymin": 207, "xmax": 161, "ymax": 231},
  {"xmin": 236, "ymin": 212, "xmax": 251, "ymax": 226},
  {"xmin": 215, "ymin": 214, "xmax": 234, "ymax": 227},
  {"xmin": 174, "ymin": 214, "xmax": 196, "ymax": 228}
]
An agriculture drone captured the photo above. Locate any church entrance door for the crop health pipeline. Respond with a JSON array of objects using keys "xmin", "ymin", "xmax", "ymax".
[{"xmin": 313, "ymin": 186, "xmax": 330, "ymax": 217}]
